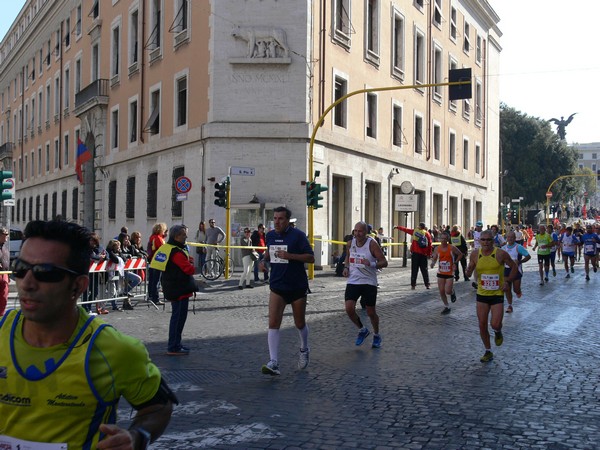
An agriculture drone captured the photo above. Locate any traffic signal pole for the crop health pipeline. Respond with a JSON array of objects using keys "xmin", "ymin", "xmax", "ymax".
[
  {"xmin": 307, "ymin": 77, "xmax": 471, "ymax": 279},
  {"xmin": 545, "ymin": 173, "xmax": 597, "ymax": 225}
]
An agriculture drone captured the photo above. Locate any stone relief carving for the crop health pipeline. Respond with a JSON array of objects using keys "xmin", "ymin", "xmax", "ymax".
[{"xmin": 232, "ymin": 25, "xmax": 290, "ymax": 60}]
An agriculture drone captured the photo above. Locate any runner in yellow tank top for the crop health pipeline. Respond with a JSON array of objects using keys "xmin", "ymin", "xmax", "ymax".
[{"xmin": 466, "ymin": 230, "xmax": 518, "ymax": 363}]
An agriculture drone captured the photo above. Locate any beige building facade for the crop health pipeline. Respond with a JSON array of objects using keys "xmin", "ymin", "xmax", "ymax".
[{"xmin": 0, "ymin": 0, "xmax": 501, "ymax": 263}]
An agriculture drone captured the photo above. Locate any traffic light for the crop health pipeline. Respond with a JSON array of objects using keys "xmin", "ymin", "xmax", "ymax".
[
  {"xmin": 214, "ymin": 177, "xmax": 230, "ymax": 208},
  {"xmin": 0, "ymin": 170, "xmax": 13, "ymax": 201},
  {"xmin": 306, "ymin": 181, "xmax": 328, "ymax": 209}
]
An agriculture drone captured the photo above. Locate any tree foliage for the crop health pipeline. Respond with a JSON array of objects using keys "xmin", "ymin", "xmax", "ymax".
[{"xmin": 500, "ymin": 104, "xmax": 579, "ymax": 207}]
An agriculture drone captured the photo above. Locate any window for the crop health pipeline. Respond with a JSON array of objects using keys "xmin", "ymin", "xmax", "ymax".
[
  {"xmin": 126, "ymin": 176, "xmax": 136, "ymax": 218},
  {"xmin": 90, "ymin": 0, "xmax": 99, "ymax": 19},
  {"xmin": 111, "ymin": 25, "xmax": 120, "ymax": 80},
  {"xmin": 108, "ymin": 180, "xmax": 117, "ymax": 219},
  {"xmin": 448, "ymin": 57, "xmax": 457, "ymax": 112},
  {"xmin": 449, "ymin": 131, "xmax": 456, "ymax": 165},
  {"xmin": 45, "ymin": 84, "xmax": 51, "ymax": 124},
  {"xmin": 63, "ymin": 133, "xmax": 69, "ymax": 165},
  {"xmin": 38, "ymin": 147, "xmax": 42, "ymax": 175},
  {"xmin": 75, "ymin": 58, "xmax": 81, "ymax": 93},
  {"xmin": 43, "ymin": 193, "xmax": 48, "ymax": 221},
  {"xmin": 29, "ymin": 196, "xmax": 33, "ymax": 221},
  {"xmin": 172, "ymin": 0, "xmax": 189, "ymax": 33},
  {"xmin": 45, "ymin": 143, "xmax": 50, "ymax": 172},
  {"xmin": 366, "ymin": 92, "xmax": 377, "ymax": 138},
  {"xmin": 65, "ymin": 18, "xmax": 71, "ymax": 47},
  {"xmin": 54, "ymin": 77, "xmax": 60, "ymax": 118},
  {"xmin": 36, "ymin": 195, "xmax": 40, "ymax": 220},
  {"xmin": 91, "ymin": 44, "xmax": 99, "ymax": 81},
  {"xmin": 392, "ymin": 10, "xmax": 405, "ymax": 80},
  {"xmin": 51, "ymin": 192, "xmax": 57, "ymax": 219},
  {"xmin": 31, "ymin": 98, "xmax": 36, "ymax": 130},
  {"xmin": 63, "ymin": 67, "xmax": 70, "ymax": 110},
  {"xmin": 145, "ymin": 88, "xmax": 160, "ymax": 135},
  {"xmin": 54, "ymin": 138, "xmax": 59, "ymax": 169},
  {"xmin": 450, "ymin": 7, "xmax": 457, "ymax": 41},
  {"xmin": 175, "ymin": 75, "xmax": 187, "ymax": 127},
  {"xmin": 414, "ymin": 115, "xmax": 423, "ymax": 154},
  {"xmin": 463, "ymin": 97, "xmax": 471, "ymax": 120},
  {"xmin": 463, "ymin": 21, "xmax": 470, "ymax": 54},
  {"xmin": 414, "ymin": 27, "xmax": 425, "ymax": 85},
  {"xmin": 475, "ymin": 80, "xmax": 482, "ymax": 125},
  {"xmin": 392, "ymin": 104, "xmax": 403, "ymax": 148},
  {"xmin": 593, "ymin": 153, "xmax": 597, "ymax": 159},
  {"xmin": 76, "ymin": 4, "xmax": 82, "ymax": 37},
  {"xmin": 333, "ymin": 0, "xmax": 352, "ymax": 47},
  {"xmin": 171, "ymin": 167, "xmax": 184, "ymax": 218},
  {"xmin": 433, "ymin": 123, "xmax": 441, "ymax": 160},
  {"xmin": 129, "ymin": 9, "xmax": 139, "ymax": 67},
  {"xmin": 61, "ymin": 190, "xmax": 67, "ymax": 218},
  {"xmin": 111, "ymin": 108, "xmax": 119, "ymax": 150},
  {"xmin": 365, "ymin": 0, "xmax": 380, "ymax": 64},
  {"xmin": 333, "ymin": 75, "xmax": 347, "ymax": 128},
  {"xmin": 433, "ymin": 0, "xmax": 443, "ymax": 27},
  {"xmin": 149, "ymin": 0, "xmax": 162, "ymax": 50},
  {"xmin": 147, "ymin": 171, "xmax": 158, "ymax": 218},
  {"xmin": 129, "ymin": 99, "xmax": 138, "ymax": 143},
  {"xmin": 476, "ymin": 34, "xmax": 482, "ymax": 64},
  {"xmin": 475, "ymin": 144, "xmax": 481, "ymax": 175},
  {"xmin": 463, "ymin": 138, "xmax": 469, "ymax": 170},
  {"xmin": 72, "ymin": 188, "xmax": 78, "ymax": 220},
  {"xmin": 433, "ymin": 45, "xmax": 442, "ymax": 102},
  {"xmin": 38, "ymin": 91, "xmax": 42, "ymax": 129},
  {"xmin": 414, "ymin": 0, "xmax": 424, "ymax": 10}
]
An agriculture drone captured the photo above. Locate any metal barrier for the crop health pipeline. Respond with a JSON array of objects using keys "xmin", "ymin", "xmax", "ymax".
[{"xmin": 79, "ymin": 257, "xmax": 154, "ymax": 311}]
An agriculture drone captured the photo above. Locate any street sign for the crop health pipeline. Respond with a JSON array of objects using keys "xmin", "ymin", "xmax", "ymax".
[
  {"xmin": 394, "ymin": 194, "xmax": 418, "ymax": 212},
  {"xmin": 546, "ymin": 191, "xmax": 553, "ymax": 198},
  {"xmin": 176, "ymin": 193, "xmax": 188, "ymax": 201},
  {"xmin": 511, "ymin": 198, "xmax": 521, "ymax": 203},
  {"xmin": 175, "ymin": 176, "xmax": 192, "ymax": 194},
  {"xmin": 230, "ymin": 166, "xmax": 255, "ymax": 176}
]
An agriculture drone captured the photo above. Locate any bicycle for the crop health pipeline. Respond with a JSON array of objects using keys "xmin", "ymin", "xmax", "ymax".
[{"xmin": 201, "ymin": 248, "xmax": 235, "ymax": 280}]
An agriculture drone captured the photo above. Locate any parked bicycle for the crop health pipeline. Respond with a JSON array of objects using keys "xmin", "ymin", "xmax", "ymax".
[{"xmin": 201, "ymin": 248, "xmax": 235, "ymax": 280}]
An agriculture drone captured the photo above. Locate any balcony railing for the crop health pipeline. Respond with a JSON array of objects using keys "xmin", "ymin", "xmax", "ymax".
[
  {"xmin": 75, "ymin": 79, "xmax": 109, "ymax": 110},
  {"xmin": 0, "ymin": 142, "xmax": 15, "ymax": 160}
]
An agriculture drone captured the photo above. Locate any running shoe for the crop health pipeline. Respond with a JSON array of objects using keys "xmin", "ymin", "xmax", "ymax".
[
  {"xmin": 494, "ymin": 330, "xmax": 503, "ymax": 347},
  {"xmin": 480, "ymin": 351, "xmax": 494, "ymax": 363},
  {"xmin": 454, "ymin": 276, "xmax": 459, "ymax": 282},
  {"xmin": 167, "ymin": 349, "xmax": 189, "ymax": 356},
  {"xmin": 552, "ymin": 269, "xmax": 556, "ymax": 277},
  {"xmin": 516, "ymin": 291, "xmax": 522, "ymax": 298},
  {"xmin": 544, "ymin": 276, "xmax": 549, "ymax": 282},
  {"xmin": 539, "ymin": 281, "xmax": 544, "ymax": 286},
  {"xmin": 571, "ymin": 266, "xmax": 575, "ymax": 273},
  {"xmin": 450, "ymin": 291, "xmax": 457, "ymax": 303},
  {"xmin": 565, "ymin": 273, "xmax": 570, "ymax": 279},
  {"xmin": 298, "ymin": 349, "xmax": 310, "ymax": 370},
  {"xmin": 355, "ymin": 328, "xmax": 370, "ymax": 346},
  {"xmin": 261, "ymin": 360, "xmax": 280, "ymax": 375},
  {"xmin": 472, "ymin": 282, "xmax": 478, "ymax": 289},
  {"xmin": 594, "ymin": 266, "xmax": 598, "ymax": 273},
  {"xmin": 506, "ymin": 305, "xmax": 513, "ymax": 313},
  {"xmin": 464, "ymin": 276, "xmax": 470, "ymax": 281},
  {"xmin": 372, "ymin": 334, "xmax": 382, "ymax": 349},
  {"xmin": 441, "ymin": 307, "xmax": 451, "ymax": 315},
  {"xmin": 585, "ymin": 275, "xmax": 590, "ymax": 281}
]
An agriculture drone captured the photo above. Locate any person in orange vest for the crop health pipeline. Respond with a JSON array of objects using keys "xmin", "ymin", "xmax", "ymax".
[
  {"xmin": 430, "ymin": 232, "xmax": 464, "ymax": 315},
  {"xmin": 395, "ymin": 222, "xmax": 432, "ymax": 289}
]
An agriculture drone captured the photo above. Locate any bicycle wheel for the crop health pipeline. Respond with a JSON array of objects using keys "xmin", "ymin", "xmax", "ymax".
[
  {"xmin": 201, "ymin": 259, "xmax": 223, "ymax": 281},
  {"xmin": 225, "ymin": 258, "xmax": 235, "ymax": 278}
]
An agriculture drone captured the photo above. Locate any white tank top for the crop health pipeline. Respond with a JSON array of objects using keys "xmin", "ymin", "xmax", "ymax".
[
  {"xmin": 347, "ymin": 237, "xmax": 378, "ymax": 287},
  {"xmin": 473, "ymin": 230, "xmax": 482, "ymax": 249}
]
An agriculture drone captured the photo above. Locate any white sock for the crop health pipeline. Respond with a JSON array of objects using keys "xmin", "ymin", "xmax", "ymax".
[
  {"xmin": 267, "ymin": 328, "xmax": 280, "ymax": 362},
  {"xmin": 298, "ymin": 325, "xmax": 309, "ymax": 351}
]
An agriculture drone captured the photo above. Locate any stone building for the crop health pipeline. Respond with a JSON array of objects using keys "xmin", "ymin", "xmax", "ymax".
[{"xmin": 0, "ymin": 0, "xmax": 501, "ymax": 263}]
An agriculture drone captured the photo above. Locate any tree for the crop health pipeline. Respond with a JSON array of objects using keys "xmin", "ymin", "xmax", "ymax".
[{"xmin": 500, "ymin": 104, "xmax": 579, "ymax": 207}]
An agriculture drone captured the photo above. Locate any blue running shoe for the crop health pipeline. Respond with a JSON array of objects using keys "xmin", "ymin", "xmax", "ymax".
[
  {"xmin": 372, "ymin": 334, "xmax": 382, "ymax": 348},
  {"xmin": 355, "ymin": 327, "xmax": 370, "ymax": 346}
]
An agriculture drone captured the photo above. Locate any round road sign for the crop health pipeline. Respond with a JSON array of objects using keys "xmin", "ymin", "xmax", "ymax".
[
  {"xmin": 545, "ymin": 191, "xmax": 553, "ymax": 198},
  {"xmin": 175, "ymin": 176, "xmax": 192, "ymax": 194}
]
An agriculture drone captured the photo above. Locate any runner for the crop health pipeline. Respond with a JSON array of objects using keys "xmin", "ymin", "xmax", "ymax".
[
  {"xmin": 547, "ymin": 224, "xmax": 560, "ymax": 277},
  {"xmin": 579, "ymin": 224, "xmax": 600, "ymax": 281},
  {"xmin": 465, "ymin": 230, "xmax": 518, "ymax": 363},
  {"xmin": 573, "ymin": 223, "xmax": 584, "ymax": 261},
  {"xmin": 559, "ymin": 226, "xmax": 579, "ymax": 278},
  {"xmin": 501, "ymin": 231, "xmax": 531, "ymax": 313},
  {"xmin": 450, "ymin": 225, "xmax": 470, "ymax": 281},
  {"xmin": 470, "ymin": 221, "xmax": 484, "ymax": 288},
  {"xmin": 343, "ymin": 221, "xmax": 388, "ymax": 348},
  {"xmin": 490, "ymin": 224, "xmax": 506, "ymax": 248},
  {"xmin": 532, "ymin": 225, "xmax": 555, "ymax": 285},
  {"xmin": 430, "ymin": 232, "xmax": 463, "ymax": 315}
]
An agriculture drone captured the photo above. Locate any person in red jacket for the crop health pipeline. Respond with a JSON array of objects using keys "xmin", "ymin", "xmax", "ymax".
[{"xmin": 395, "ymin": 222, "xmax": 432, "ymax": 289}]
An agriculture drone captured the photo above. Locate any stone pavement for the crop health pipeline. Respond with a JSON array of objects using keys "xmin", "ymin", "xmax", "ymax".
[{"xmin": 67, "ymin": 257, "xmax": 600, "ymax": 448}]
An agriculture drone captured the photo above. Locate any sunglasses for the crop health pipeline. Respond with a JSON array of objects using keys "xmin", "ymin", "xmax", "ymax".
[{"xmin": 11, "ymin": 258, "xmax": 81, "ymax": 283}]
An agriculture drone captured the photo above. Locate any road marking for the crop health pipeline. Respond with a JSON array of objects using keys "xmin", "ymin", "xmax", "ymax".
[{"xmin": 543, "ymin": 306, "xmax": 590, "ymax": 336}]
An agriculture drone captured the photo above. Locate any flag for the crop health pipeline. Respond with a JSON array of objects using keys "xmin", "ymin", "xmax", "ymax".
[{"xmin": 75, "ymin": 138, "xmax": 92, "ymax": 184}]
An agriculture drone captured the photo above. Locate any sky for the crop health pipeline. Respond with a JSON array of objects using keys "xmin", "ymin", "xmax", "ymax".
[{"xmin": 1, "ymin": 1, "xmax": 599, "ymax": 144}]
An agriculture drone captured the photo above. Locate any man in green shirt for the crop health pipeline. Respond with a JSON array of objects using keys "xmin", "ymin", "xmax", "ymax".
[{"xmin": 532, "ymin": 224, "xmax": 555, "ymax": 286}]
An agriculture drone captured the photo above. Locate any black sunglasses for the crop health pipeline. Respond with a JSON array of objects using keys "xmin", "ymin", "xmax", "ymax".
[{"xmin": 11, "ymin": 258, "xmax": 81, "ymax": 283}]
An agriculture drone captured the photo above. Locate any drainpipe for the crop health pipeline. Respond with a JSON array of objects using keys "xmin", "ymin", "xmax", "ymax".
[{"xmin": 139, "ymin": 0, "xmax": 145, "ymax": 144}]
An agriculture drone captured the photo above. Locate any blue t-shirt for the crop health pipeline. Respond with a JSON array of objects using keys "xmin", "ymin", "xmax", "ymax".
[
  {"xmin": 580, "ymin": 233, "xmax": 600, "ymax": 255},
  {"xmin": 266, "ymin": 226, "xmax": 314, "ymax": 291},
  {"xmin": 550, "ymin": 232, "xmax": 559, "ymax": 253}
]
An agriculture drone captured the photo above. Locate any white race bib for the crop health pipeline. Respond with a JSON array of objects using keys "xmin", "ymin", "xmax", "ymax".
[
  {"xmin": 439, "ymin": 261, "xmax": 451, "ymax": 273},
  {"xmin": 269, "ymin": 245, "xmax": 289, "ymax": 264},
  {"xmin": 480, "ymin": 274, "xmax": 500, "ymax": 291},
  {"xmin": 585, "ymin": 244, "xmax": 595, "ymax": 254}
]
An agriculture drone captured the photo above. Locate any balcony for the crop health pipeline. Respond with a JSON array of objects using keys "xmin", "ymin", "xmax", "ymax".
[
  {"xmin": 74, "ymin": 79, "xmax": 109, "ymax": 116},
  {"xmin": 0, "ymin": 142, "xmax": 15, "ymax": 160}
]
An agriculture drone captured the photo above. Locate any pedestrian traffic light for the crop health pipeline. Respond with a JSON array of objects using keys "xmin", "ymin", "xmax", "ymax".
[
  {"xmin": 214, "ymin": 177, "xmax": 230, "ymax": 208},
  {"xmin": 0, "ymin": 170, "xmax": 13, "ymax": 201}
]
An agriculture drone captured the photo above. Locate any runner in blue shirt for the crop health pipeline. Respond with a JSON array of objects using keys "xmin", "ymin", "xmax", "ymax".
[
  {"xmin": 259, "ymin": 207, "xmax": 314, "ymax": 376},
  {"xmin": 580, "ymin": 225, "xmax": 600, "ymax": 281}
]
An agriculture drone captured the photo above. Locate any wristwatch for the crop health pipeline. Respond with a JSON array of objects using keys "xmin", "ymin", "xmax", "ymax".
[{"xmin": 131, "ymin": 427, "xmax": 151, "ymax": 450}]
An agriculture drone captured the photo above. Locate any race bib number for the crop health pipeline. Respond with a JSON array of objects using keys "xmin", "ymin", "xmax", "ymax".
[
  {"xmin": 0, "ymin": 436, "xmax": 67, "ymax": 449},
  {"xmin": 269, "ymin": 245, "xmax": 289, "ymax": 264},
  {"xmin": 585, "ymin": 244, "xmax": 595, "ymax": 254},
  {"xmin": 348, "ymin": 252, "xmax": 364, "ymax": 268},
  {"xmin": 439, "ymin": 261, "xmax": 451, "ymax": 273},
  {"xmin": 480, "ymin": 274, "xmax": 500, "ymax": 291}
]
